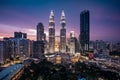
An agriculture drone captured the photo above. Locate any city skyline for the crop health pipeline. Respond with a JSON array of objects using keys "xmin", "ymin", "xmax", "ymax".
[{"xmin": 0, "ymin": 0, "xmax": 120, "ymax": 41}]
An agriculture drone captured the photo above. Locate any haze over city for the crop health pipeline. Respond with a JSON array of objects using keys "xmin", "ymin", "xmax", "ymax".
[{"xmin": 0, "ymin": 0, "xmax": 120, "ymax": 41}]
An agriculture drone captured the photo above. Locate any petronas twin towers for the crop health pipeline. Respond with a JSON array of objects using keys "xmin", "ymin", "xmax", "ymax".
[{"xmin": 49, "ymin": 10, "xmax": 66, "ymax": 53}]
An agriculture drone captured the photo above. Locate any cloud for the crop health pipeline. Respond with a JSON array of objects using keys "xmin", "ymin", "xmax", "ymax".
[
  {"xmin": 0, "ymin": 23, "xmax": 34, "ymax": 39},
  {"xmin": 0, "ymin": 23, "xmax": 50, "ymax": 40}
]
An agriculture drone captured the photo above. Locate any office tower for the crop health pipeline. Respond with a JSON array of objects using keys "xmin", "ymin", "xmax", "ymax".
[
  {"xmin": 60, "ymin": 10, "xmax": 66, "ymax": 53},
  {"xmin": 44, "ymin": 33, "xmax": 49, "ymax": 54},
  {"xmin": 14, "ymin": 32, "xmax": 27, "ymax": 39},
  {"xmin": 0, "ymin": 32, "xmax": 31, "ymax": 64},
  {"xmin": 36, "ymin": 22, "xmax": 47, "ymax": 54},
  {"xmin": 33, "ymin": 41, "xmax": 45, "ymax": 58},
  {"xmin": 80, "ymin": 10, "xmax": 90, "ymax": 52},
  {"xmin": 3, "ymin": 38, "xmax": 15, "ymax": 59},
  {"xmin": 37, "ymin": 22, "xmax": 44, "ymax": 41},
  {"xmin": 13, "ymin": 32, "xmax": 30, "ymax": 57},
  {"xmin": 14, "ymin": 32, "xmax": 22, "ymax": 38},
  {"xmin": 0, "ymin": 41, "xmax": 4, "ymax": 64},
  {"xmin": 19, "ymin": 39, "xmax": 30, "ymax": 57},
  {"xmin": 49, "ymin": 10, "xmax": 55, "ymax": 53},
  {"xmin": 23, "ymin": 33, "xmax": 27, "ymax": 39},
  {"xmin": 69, "ymin": 31, "xmax": 75, "ymax": 55},
  {"xmin": 0, "ymin": 38, "xmax": 16, "ymax": 63},
  {"xmin": 74, "ymin": 37, "xmax": 80, "ymax": 53}
]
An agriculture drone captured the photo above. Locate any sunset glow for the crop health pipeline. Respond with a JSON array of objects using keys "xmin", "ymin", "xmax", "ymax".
[{"xmin": 0, "ymin": 0, "xmax": 120, "ymax": 41}]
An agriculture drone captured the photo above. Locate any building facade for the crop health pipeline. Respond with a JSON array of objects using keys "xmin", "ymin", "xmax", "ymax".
[
  {"xmin": 37, "ymin": 22, "xmax": 44, "ymax": 41},
  {"xmin": 60, "ymin": 10, "xmax": 66, "ymax": 53},
  {"xmin": 80, "ymin": 10, "xmax": 90, "ymax": 52},
  {"xmin": 14, "ymin": 32, "xmax": 27, "ymax": 39},
  {"xmin": 0, "ymin": 41, "xmax": 5, "ymax": 64},
  {"xmin": 33, "ymin": 41, "xmax": 45, "ymax": 59},
  {"xmin": 69, "ymin": 31, "xmax": 75, "ymax": 55},
  {"xmin": 49, "ymin": 10, "xmax": 55, "ymax": 53}
]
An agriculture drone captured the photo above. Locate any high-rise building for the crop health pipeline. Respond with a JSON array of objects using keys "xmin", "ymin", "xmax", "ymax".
[
  {"xmin": 37, "ymin": 22, "xmax": 44, "ymax": 41},
  {"xmin": 80, "ymin": 10, "xmax": 90, "ymax": 52},
  {"xmin": 74, "ymin": 37, "xmax": 80, "ymax": 53},
  {"xmin": 69, "ymin": 31, "xmax": 75, "ymax": 55},
  {"xmin": 36, "ymin": 22, "xmax": 48, "ymax": 54},
  {"xmin": 60, "ymin": 10, "xmax": 66, "ymax": 53},
  {"xmin": 14, "ymin": 32, "xmax": 27, "ymax": 39},
  {"xmin": 0, "ymin": 41, "xmax": 5, "ymax": 64},
  {"xmin": 3, "ymin": 38, "xmax": 15, "ymax": 60},
  {"xmin": 23, "ymin": 33, "xmax": 27, "ymax": 39},
  {"xmin": 0, "ymin": 38, "xmax": 16, "ymax": 63},
  {"xmin": 14, "ymin": 32, "xmax": 22, "ymax": 38},
  {"xmin": 13, "ymin": 32, "xmax": 30, "ymax": 57},
  {"xmin": 49, "ymin": 10, "xmax": 55, "ymax": 53},
  {"xmin": 33, "ymin": 41, "xmax": 45, "ymax": 58},
  {"xmin": 44, "ymin": 33, "xmax": 48, "ymax": 54}
]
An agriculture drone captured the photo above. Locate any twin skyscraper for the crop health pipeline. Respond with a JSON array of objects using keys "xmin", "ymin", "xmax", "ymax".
[
  {"xmin": 49, "ymin": 10, "xmax": 66, "ymax": 53},
  {"xmin": 37, "ymin": 10, "xmax": 90, "ymax": 54}
]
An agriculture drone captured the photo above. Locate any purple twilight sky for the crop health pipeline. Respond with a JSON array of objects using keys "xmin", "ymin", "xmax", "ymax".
[{"xmin": 0, "ymin": 0, "xmax": 120, "ymax": 41}]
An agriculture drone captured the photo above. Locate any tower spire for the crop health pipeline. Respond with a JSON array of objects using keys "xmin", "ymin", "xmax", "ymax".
[
  {"xmin": 49, "ymin": 10, "xmax": 54, "ymax": 23},
  {"xmin": 50, "ymin": 10, "xmax": 54, "ymax": 17},
  {"xmin": 61, "ymin": 10, "xmax": 65, "ymax": 17},
  {"xmin": 60, "ymin": 10, "xmax": 66, "ymax": 23}
]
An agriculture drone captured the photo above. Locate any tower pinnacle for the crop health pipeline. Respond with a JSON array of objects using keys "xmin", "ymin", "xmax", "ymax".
[
  {"xmin": 49, "ymin": 10, "xmax": 54, "ymax": 23},
  {"xmin": 61, "ymin": 10, "xmax": 66, "ymax": 21},
  {"xmin": 50, "ymin": 10, "xmax": 54, "ymax": 17},
  {"xmin": 61, "ymin": 10, "xmax": 65, "ymax": 17}
]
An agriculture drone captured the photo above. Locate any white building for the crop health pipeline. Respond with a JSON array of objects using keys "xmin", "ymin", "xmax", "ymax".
[
  {"xmin": 49, "ymin": 10, "xmax": 55, "ymax": 53},
  {"xmin": 60, "ymin": 10, "xmax": 66, "ymax": 53},
  {"xmin": 69, "ymin": 31, "xmax": 75, "ymax": 55}
]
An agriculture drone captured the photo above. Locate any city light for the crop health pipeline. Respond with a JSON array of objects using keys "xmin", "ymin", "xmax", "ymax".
[{"xmin": 0, "ymin": 0, "xmax": 120, "ymax": 80}]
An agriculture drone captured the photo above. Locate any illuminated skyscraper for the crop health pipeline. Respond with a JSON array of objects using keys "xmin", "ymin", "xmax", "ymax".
[
  {"xmin": 37, "ymin": 22, "xmax": 44, "ymax": 41},
  {"xmin": 69, "ymin": 31, "xmax": 75, "ymax": 55},
  {"xmin": 80, "ymin": 10, "xmax": 90, "ymax": 52},
  {"xmin": 49, "ymin": 10, "xmax": 55, "ymax": 53},
  {"xmin": 60, "ymin": 10, "xmax": 66, "ymax": 53}
]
